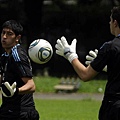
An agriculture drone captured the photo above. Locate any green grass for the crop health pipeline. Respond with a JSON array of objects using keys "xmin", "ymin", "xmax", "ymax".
[
  {"xmin": 33, "ymin": 76, "xmax": 105, "ymax": 120},
  {"xmin": 0, "ymin": 98, "xmax": 101, "ymax": 120},
  {"xmin": 35, "ymin": 99, "xmax": 101, "ymax": 120},
  {"xmin": 34, "ymin": 76, "xmax": 58, "ymax": 93},
  {"xmin": 33, "ymin": 76, "xmax": 107, "ymax": 93}
]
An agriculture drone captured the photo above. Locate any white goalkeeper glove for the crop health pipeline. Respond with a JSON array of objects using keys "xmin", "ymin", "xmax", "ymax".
[
  {"xmin": 85, "ymin": 49, "xmax": 107, "ymax": 72},
  {"xmin": 1, "ymin": 82, "xmax": 18, "ymax": 97},
  {"xmin": 55, "ymin": 36, "xmax": 78, "ymax": 63},
  {"xmin": 85, "ymin": 49, "xmax": 98, "ymax": 65}
]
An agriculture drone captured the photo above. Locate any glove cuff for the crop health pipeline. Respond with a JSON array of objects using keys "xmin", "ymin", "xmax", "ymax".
[{"xmin": 68, "ymin": 53, "xmax": 78, "ymax": 63}]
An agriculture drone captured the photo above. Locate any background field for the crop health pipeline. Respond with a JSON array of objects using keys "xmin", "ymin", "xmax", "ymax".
[{"xmin": 33, "ymin": 76, "xmax": 106, "ymax": 120}]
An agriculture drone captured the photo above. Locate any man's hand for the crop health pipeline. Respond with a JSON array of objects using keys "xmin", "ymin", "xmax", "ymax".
[
  {"xmin": 1, "ymin": 82, "xmax": 18, "ymax": 97},
  {"xmin": 85, "ymin": 49, "xmax": 98, "ymax": 65},
  {"xmin": 85, "ymin": 49, "xmax": 107, "ymax": 72},
  {"xmin": 55, "ymin": 36, "xmax": 78, "ymax": 63}
]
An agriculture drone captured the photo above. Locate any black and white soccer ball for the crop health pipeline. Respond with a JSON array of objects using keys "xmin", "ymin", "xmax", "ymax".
[{"xmin": 28, "ymin": 39, "xmax": 53, "ymax": 64}]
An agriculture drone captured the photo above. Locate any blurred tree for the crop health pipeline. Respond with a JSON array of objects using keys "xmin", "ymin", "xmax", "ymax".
[
  {"xmin": 0, "ymin": 0, "xmax": 26, "ymax": 55},
  {"xmin": 0, "ymin": 0, "xmax": 120, "ymax": 77},
  {"xmin": 24, "ymin": 0, "xmax": 44, "ymax": 45},
  {"xmin": 100, "ymin": 0, "xmax": 120, "ymax": 6},
  {"xmin": 39, "ymin": 0, "xmax": 116, "ymax": 77}
]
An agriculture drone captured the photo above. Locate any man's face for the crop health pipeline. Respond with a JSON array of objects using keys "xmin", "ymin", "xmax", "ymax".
[{"xmin": 1, "ymin": 28, "xmax": 18, "ymax": 50}]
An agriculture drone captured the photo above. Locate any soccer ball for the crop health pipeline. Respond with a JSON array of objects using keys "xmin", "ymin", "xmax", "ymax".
[{"xmin": 28, "ymin": 39, "xmax": 53, "ymax": 64}]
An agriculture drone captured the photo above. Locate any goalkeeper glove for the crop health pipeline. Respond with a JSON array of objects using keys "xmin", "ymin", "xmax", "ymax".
[
  {"xmin": 85, "ymin": 49, "xmax": 107, "ymax": 72},
  {"xmin": 55, "ymin": 36, "xmax": 78, "ymax": 63},
  {"xmin": 1, "ymin": 82, "xmax": 18, "ymax": 97},
  {"xmin": 85, "ymin": 49, "xmax": 98, "ymax": 65}
]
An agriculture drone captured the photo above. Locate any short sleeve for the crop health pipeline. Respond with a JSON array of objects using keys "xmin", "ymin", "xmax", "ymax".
[
  {"xmin": 12, "ymin": 45, "xmax": 33, "ymax": 77},
  {"xmin": 90, "ymin": 42, "xmax": 111, "ymax": 72}
]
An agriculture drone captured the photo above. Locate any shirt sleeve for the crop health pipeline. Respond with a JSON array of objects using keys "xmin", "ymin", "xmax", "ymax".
[
  {"xmin": 90, "ymin": 41, "xmax": 111, "ymax": 72},
  {"xmin": 12, "ymin": 46, "xmax": 33, "ymax": 78}
]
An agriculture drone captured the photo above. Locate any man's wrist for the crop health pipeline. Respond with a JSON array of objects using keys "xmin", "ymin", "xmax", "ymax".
[{"xmin": 68, "ymin": 53, "xmax": 78, "ymax": 63}]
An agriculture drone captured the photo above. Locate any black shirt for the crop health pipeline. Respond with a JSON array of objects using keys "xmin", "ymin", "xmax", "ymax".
[
  {"xmin": 91, "ymin": 37, "xmax": 120, "ymax": 96},
  {"xmin": 0, "ymin": 44, "xmax": 35, "ymax": 118}
]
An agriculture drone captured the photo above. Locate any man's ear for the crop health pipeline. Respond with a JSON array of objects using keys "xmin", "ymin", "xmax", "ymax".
[
  {"xmin": 16, "ymin": 35, "xmax": 21, "ymax": 43},
  {"xmin": 114, "ymin": 20, "xmax": 118, "ymax": 27}
]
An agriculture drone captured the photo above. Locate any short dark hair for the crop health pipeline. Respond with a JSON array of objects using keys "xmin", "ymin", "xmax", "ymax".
[
  {"xmin": 111, "ymin": 6, "xmax": 120, "ymax": 28},
  {"xmin": 2, "ymin": 20, "xmax": 23, "ymax": 36}
]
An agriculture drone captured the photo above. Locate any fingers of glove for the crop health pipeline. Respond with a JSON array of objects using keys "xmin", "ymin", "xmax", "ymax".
[
  {"xmin": 4, "ymin": 82, "xmax": 12, "ymax": 91},
  {"xmin": 89, "ymin": 50, "xmax": 97, "ymax": 58},
  {"xmin": 86, "ymin": 55, "xmax": 94, "ymax": 61},
  {"xmin": 71, "ymin": 39, "xmax": 77, "ymax": 47},
  {"xmin": 1, "ymin": 89, "xmax": 8, "ymax": 97},
  {"xmin": 71, "ymin": 39, "xmax": 77, "ymax": 45},
  {"xmin": 4, "ymin": 82, "xmax": 14, "ymax": 95},
  {"xmin": 95, "ymin": 49, "xmax": 98, "ymax": 54},
  {"xmin": 103, "ymin": 65, "xmax": 107, "ymax": 72},
  {"xmin": 55, "ymin": 41, "xmax": 63, "ymax": 50},
  {"xmin": 61, "ymin": 36, "xmax": 69, "ymax": 47},
  {"xmin": 56, "ymin": 49, "xmax": 63, "ymax": 56},
  {"xmin": 55, "ymin": 40, "xmax": 64, "ymax": 55},
  {"xmin": 1, "ymin": 82, "xmax": 13, "ymax": 97},
  {"xmin": 70, "ymin": 39, "xmax": 77, "ymax": 52},
  {"xmin": 56, "ymin": 39, "xmax": 64, "ymax": 49},
  {"xmin": 85, "ymin": 61, "xmax": 91, "ymax": 65},
  {"xmin": 11, "ymin": 82, "xmax": 17, "ymax": 89}
]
